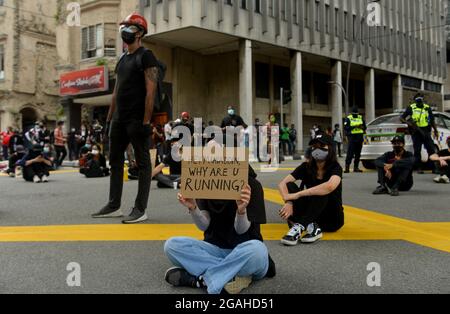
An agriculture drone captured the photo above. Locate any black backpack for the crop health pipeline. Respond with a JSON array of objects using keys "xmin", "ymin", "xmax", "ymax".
[{"xmin": 115, "ymin": 47, "xmax": 166, "ymax": 111}]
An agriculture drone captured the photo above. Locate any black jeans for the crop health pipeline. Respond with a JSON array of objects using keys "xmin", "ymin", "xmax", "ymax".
[
  {"xmin": 287, "ymin": 182, "xmax": 344, "ymax": 232},
  {"xmin": 436, "ymin": 163, "xmax": 450, "ymax": 177},
  {"xmin": 333, "ymin": 141, "xmax": 342, "ymax": 157},
  {"xmin": 155, "ymin": 173, "xmax": 181, "ymax": 188},
  {"xmin": 23, "ymin": 163, "xmax": 50, "ymax": 182},
  {"xmin": 108, "ymin": 120, "xmax": 152, "ymax": 211},
  {"xmin": 54, "ymin": 145, "xmax": 67, "ymax": 167},
  {"xmin": 346, "ymin": 138, "xmax": 363, "ymax": 169},
  {"xmin": 377, "ymin": 166, "xmax": 413, "ymax": 191},
  {"xmin": 412, "ymin": 131, "xmax": 436, "ymax": 168}
]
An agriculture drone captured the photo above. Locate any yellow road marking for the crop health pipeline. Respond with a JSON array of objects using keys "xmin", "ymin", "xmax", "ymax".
[
  {"xmin": 0, "ymin": 184, "xmax": 448, "ymax": 254},
  {"xmin": 264, "ymin": 188, "xmax": 450, "ymax": 253}
]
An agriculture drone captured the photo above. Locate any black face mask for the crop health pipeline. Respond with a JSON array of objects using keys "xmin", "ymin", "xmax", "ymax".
[
  {"xmin": 121, "ymin": 31, "xmax": 137, "ymax": 45},
  {"xmin": 393, "ymin": 146, "xmax": 404, "ymax": 154},
  {"xmin": 415, "ymin": 99, "xmax": 424, "ymax": 108}
]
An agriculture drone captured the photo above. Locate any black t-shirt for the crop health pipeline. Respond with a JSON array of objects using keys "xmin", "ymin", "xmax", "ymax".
[
  {"xmin": 438, "ymin": 149, "xmax": 450, "ymax": 158},
  {"xmin": 291, "ymin": 161, "xmax": 344, "ymax": 216},
  {"xmin": 114, "ymin": 47, "xmax": 158, "ymax": 122},
  {"xmin": 163, "ymin": 154, "xmax": 181, "ymax": 175},
  {"xmin": 221, "ymin": 115, "xmax": 247, "ymax": 128}
]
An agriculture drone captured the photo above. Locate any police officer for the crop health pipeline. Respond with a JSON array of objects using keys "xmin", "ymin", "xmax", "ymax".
[
  {"xmin": 344, "ymin": 107, "xmax": 367, "ymax": 173},
  {"xmin": 400, "ymin": 93, "xmax": 438, "ymax": 174}
]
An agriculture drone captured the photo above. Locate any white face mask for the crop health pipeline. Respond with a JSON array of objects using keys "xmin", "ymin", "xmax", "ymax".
[
  {"xmin": 44, "ymin": 148, "xmax": 50, "ymax": 153},
  {"xmin": 92, "ymin": 150, "xmax": 99, "ymax": 155}
]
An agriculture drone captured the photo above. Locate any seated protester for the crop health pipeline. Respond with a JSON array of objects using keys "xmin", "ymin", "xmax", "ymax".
[
  {"xmin": 78, "ymin": 145, "xmax": 91, "ymax": 172},
  {"xmin": 278, "ymin": 134, "xmax": 344, "ymax": 246},
  {"xmin": 42, "ymin": 143, "xmax": 57, "ymax": 170},
  {"xmin": 6, "ymin": 145, "xmax": 26, "ymax": 177},
  {"xmin": 152, "ymin": 138, "xmax": 182, "ymax": 189},
  {"xmin": 373, "ymin": 135, "xmax": 415, "ymax": 196},
  {"xmin": 164, "ymin": 167, "xmax": 276, "ymax": 295},
  {"xmin": 430, "ymin": 136, "xmax": 450, "ymax": 184},
  {"xmin": 19, "ymin": 144, "xmax": 53, "ymax": 183},
  {"xmin": 79, "ymin": 145, "xmax": 110, "ymax": 178}
]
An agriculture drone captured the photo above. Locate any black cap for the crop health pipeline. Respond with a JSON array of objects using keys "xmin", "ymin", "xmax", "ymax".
[
  {"xmin": 391, "ymin": 135, "xmax": 405, "ymax": 144},
  {"xmin": 309, "ymin": 134, "xmax": 333, "ymax": 146},
  {"xmin": 352, "ymin": 107, "xmax": 359, "ymax": 114}
]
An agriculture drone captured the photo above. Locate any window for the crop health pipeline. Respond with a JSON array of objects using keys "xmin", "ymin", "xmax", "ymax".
[
  {"xmin": 0, "ymin": 45, "xmax": 4, "ymax": 80},
  {"xmin": 241, "ymin": 0, "xmax": 247, "ymax": 10},
  {"xmin": 81, "ymin": 24, "xmax": 116, "ymax": 59},
  {"xmin": 255, "ymin": 62, "xmax": 270, "ymax": 99},
  {"xmin": 255, "ymin": 0, "xmax": 261, "ymax": 13},
  {"xmin": 274, "ymin": 66, "xmax": 290, "ymax": 100},
  {"xmin": 325, "ymin": 5, "xmax": 330, "ymax": 33},
  {"xmin": 440, "ymin": 114, "xmax": 450, "ymax": 129}
]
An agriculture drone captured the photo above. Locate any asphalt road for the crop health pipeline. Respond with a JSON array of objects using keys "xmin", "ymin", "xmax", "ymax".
[{"xmin": 0, "ymin": 161, "xmax": 449, "ymax": 294}]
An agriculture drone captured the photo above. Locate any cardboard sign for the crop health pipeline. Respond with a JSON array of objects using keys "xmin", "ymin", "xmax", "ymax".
[
  {"xmin": 181, "ymin": 148, "xmax": 249, "ymax": 200},
  {"xmin": 150, "ymin": 149, "xmax": 157, "ymax": 168}
]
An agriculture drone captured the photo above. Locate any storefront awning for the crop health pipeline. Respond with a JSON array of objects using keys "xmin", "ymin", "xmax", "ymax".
[{"xmin": 74, "ymin": 94, "xmax": 112, "ymax": 107}]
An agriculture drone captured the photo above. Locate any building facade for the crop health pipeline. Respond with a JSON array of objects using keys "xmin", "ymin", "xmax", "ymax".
[
  {"xmin": 0, "ymin": 0, "xmax": 61, "ymax": 132},
  {"xmin": 142, "ymin": 0, "xmax": 447, "ymax": 150}
]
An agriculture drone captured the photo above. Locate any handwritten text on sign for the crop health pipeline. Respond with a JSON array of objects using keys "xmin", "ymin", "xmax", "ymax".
[{"xmin": 181, "ymin": 149, "xmax": 248, "ymax": 200}]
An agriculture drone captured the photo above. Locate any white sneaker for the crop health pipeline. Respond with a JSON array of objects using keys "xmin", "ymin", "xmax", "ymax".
[
  {"xmin": 33, "ymin": 176, "xmax": 41, "ymax": 183},
  {"xmin": 281, "ymin": 223, "xmax": 304, "ymax": 246},
  {"xmin": 441, "ymin": 175, "xmax": 450, "ymax": 184},
  {"xmin": 434, "ymin": 176, "xmax": 442, "ymax": 183},
  {"xmin": 42, "ymin": 175, "xmax": 49, "ymax": 183}
]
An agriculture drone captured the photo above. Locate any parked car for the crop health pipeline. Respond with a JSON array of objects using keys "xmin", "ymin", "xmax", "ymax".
[{"xmin": 360, "ymin": 111, "xmax": 450, "ymax": 169}]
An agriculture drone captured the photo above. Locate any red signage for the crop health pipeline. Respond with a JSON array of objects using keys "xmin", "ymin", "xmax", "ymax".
[{"xmin": 60, "ymin": 66, "xmax": 109, "ymax": 96}]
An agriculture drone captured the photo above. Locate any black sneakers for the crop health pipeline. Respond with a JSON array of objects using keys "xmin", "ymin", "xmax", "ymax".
[
  {"xmin": 122, "ymin": 207, "xmax": 148, "ymax": 224},
  {"xmin": 165, "ymin": 267, "xmax": 205, "ymax": 289},
  {"xmin": 373, "ymin": 185, "xmax": 389, "ymax": 195},
  {"xmin": 390, "ymin": 188, "xmax": 400, "ymax": 197},
  {"xmin": 92, "ymin": 206, "xmax": 124, "ymax": 218},
  {"xmin": 301, "ymin": 223, "xmax": 323, "ymax": 244},
  {"xmin": 281, "ymin": 224, "xmax": 304, "ymax": 246}
]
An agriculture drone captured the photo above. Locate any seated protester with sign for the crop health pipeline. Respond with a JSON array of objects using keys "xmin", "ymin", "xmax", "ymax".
[
  {"xmin": 430, "ymin": 136, "xmax": 450, "ymax": 184},
  {"xmin": 373, "ymin": 136, "xmax": 415, "ymax": 196},
  {"xmin": 152, "ymin": 138, "xmax": 181, "ymax": 188},
  {"xmin": 18, "ymin": 144, "xmax": 53, "ymax": 183},
  {"xmin": 79, "ymin": 144, "xmax": 110, "ymax": 178},
  {"xmin": 164, "ymin": 167, "xmax": 276, "ymax": 294},
  {"xmin": 6, "ymin": 145, "xmax": 26, "ymax": 177},
  {"xmin": 278, "ymin": 134, "xmax": 344, "ymax": 246}
]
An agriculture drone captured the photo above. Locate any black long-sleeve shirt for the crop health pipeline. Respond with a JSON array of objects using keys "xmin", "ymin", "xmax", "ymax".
[{"xmin": 375, "ymin": 150, "xmax": 415, "ymax": 170}]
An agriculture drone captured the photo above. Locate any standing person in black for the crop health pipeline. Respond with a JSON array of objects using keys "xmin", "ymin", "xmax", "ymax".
[
  {"xmin": 373, "ymin": 135, "xmax": 415, "ymax": 197},
  {"xmin": 344, "ymin": 107, "xmax": 367, "ymax": 173},
  {"xmin": 221, "ymin": 106, "xmax": 247, "ymax": 147},
  {"xmin": 92, "ymin": 13, "xmax": 158, "ymax": 224},
  {"xmin": 278, "ymin": 134, "xmax": 344, "ymax": 246},
  {"xmin": 401, "ymin": 93, "xmax": 438, "ymax": 174}
]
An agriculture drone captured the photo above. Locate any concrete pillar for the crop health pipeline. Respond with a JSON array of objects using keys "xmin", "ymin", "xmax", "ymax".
[
  {"xmin": 331, "ymin": 60, "xmax": 343, "ymax": 130},
  {"xmin": 239, "ymin": 39, "xmax": 253, "ymax": 127},
  {"xmin": 365, "ymin": 68, "xmax": 376, "ymax": 122},
  {"xmin": 393, "ymin": 74, "xmax": 403, "ymax": 110},
  {"xmin": 290, "ymin": 51, "xmax": 303, "ymax": 153}
]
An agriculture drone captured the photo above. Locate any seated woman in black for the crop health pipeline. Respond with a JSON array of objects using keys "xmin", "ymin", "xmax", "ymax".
[
  {"xmin": 79, "ymin": 145, "xmax": 110, "ymax": 178},
  {"xmin": 278, "ymin": 134, "xmax": 344, "ymax": 246}
]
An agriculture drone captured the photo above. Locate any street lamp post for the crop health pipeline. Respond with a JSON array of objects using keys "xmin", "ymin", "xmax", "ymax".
[{"xmin": 328, "ymin": 80, "xmax": 349, "ymax": 118}]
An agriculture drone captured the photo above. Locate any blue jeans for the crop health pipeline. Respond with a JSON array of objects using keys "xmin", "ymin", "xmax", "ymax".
[{"xmin": 164, "ymin": 237, "xmax": 269, "ymax": 294}]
